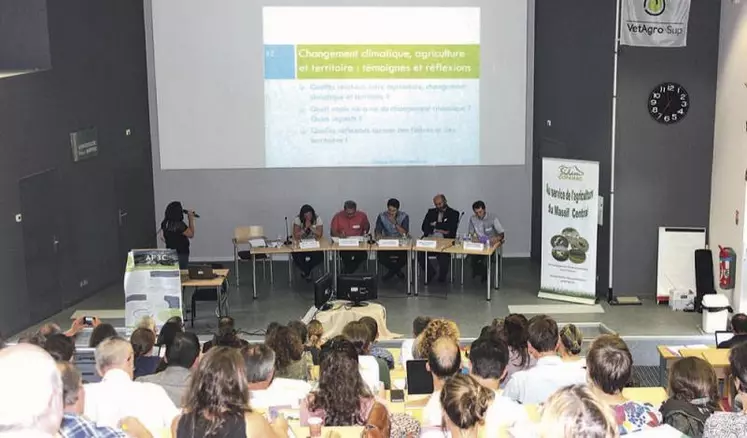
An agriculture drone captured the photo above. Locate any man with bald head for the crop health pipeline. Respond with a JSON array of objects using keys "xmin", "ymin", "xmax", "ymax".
[
  {"xmin": 422, "ymin": 337, "xmax": 463, "ymax": 427},
  {"xmin": 0, "ymin": 344, "xmax": 63, "ymax": 437},
  {"xmin": 84, "ymin": 337, "xmax": 178, "ymax": 436},
  {"xmin": 419, "ymin": 194, "xmax": 460, "ymax": 282}
]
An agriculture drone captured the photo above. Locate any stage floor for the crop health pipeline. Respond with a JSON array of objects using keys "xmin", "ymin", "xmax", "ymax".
[{"xmin": 13, "ymin": 258, "xmax": 704, "ymax": 341}]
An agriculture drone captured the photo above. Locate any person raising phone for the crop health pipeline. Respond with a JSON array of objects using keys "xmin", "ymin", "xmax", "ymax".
[{"xmin": 161, "ymin": 201, "xmax": 195, "ymax": 269}]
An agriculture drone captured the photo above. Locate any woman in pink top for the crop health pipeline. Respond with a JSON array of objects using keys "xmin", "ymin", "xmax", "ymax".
[{"xmin": 300, "ymin": 336, "xmax": 375, "ymax": 426}]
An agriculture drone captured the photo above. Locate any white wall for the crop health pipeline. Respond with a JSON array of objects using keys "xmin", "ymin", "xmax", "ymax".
[{"xmin": 709, "ymin": 0, "xmax": 747, "ymax": 310}]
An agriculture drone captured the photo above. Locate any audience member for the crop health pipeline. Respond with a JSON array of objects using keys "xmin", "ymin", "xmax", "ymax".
[
  {"xmin": 44, "ymin": 333, "xmax": 75, "ymax": 362},
  {"xmin": 88, "ymin": 323, "xmax": 118, "ymax": 349},
  {"xmin": 130, "ymin": 328, "xmax": 160, "ymax": 378},
  {"xmin": 57, "ymin": 361, "xmax": 150, "ymax": 438},
  {"xmin": 202, "ymin": 316, "xmax": 249, "ymax": 353},
  {"xmin": 423, "ymin": 337, "xmax": 463, "ymax": 427},
  {"xmin": 559, "ymin": 323, "xmax": 585, "ymax": 367},
  {"xmin": 421, "ymin": 374, "xmax": 494, "ymax": 438},
  {"xmin": 300, "ymin": 336, "xmax": 375, "ymax": 427},
  {"xmin": 242, "ymin": 344, "xmax": 312, "ymax": 409},
  {"xmin": 538, "ymin": 384, "xmax": 618, "ymax": 438},
  {"xmin": 401, "ymin": 315, "xmax": 431, "ymax": 365},
  {"xmin": 468, "ymin": 338, "xmax": 528, "ymax": 434},
  {"xmin": 414, "ymin": 318, "xmax": 460, "ymax": 360},
  {"xmin": 359, "ymin": 316, "xmax": 395, "ymax": 369},
  {"xmin": 306, "ymin": 319, "xmax": 324, "ymax": 365},
  {"xmin": 174, "ymin": 347, "xmax": 288, "ymax": 437},
  {"xmin": 0, "ymin": 344, "xmax": 63, "ymax": 438},
  {"xmin": 287, "ymin": 320, "xmax": 309, "ymax": 349},
  {"xmin": 138, "ymin": 332, "xmax": 200, "ymax": 407},
  {"xmin": 660, "ymin": 356, "xmax": 718, "ymax": 438},
  {"xmin": 718, "ymin": 313, "xmax": 747, "ymax": 349},
  {"xmin": 266, "ymin": 325, "xmax": 313, "ymax": 381},
  {"xmin": 136, "ymin": 316, "xmax": 156, "ymax": 334},
  {"xmin": 84, "ymin": 337, "xmax": 178, "ymax": 435},
  {"xmin": 153, "ymin": 320, "xmax": 184, "ymax": 373},
  {"xmin": 502, "ymin": 313, "xmax": 536, "ymax": 383},
  {"xmin": 586, "ymin": 334, "xmax": 661, "ymax": 435},
  {"xmin": 343, "ymin": 321, "xmax": 391, "ymax": 390},
  {"xmin": 266, "ymin": 321, "xmax": 282, "ymax": 340},
  {"xmin": 503, "ymin": 315, "xmax": 586, "ymax": 404},
  {"xmin": 703, "ymin": 341, "xmax": 747, "ymax": 437}
]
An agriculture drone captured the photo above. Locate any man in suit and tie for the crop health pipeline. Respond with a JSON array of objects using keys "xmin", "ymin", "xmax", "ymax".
[{"xmin": 419, "ymin": 194, "xmax": 459, "ymax": 283}]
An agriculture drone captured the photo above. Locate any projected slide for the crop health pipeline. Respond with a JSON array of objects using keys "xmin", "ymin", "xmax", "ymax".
[{"xmin": 263, "ymin": 7, "xmax": 480, "ymax": 168}]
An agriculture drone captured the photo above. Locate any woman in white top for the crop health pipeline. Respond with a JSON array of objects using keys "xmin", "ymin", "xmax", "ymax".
[
  {"xmin": 421, "ymin": 374, "xmax": 494, "ymax": 438},
  {"xmin": 292, "ymin": 204, "xmax": 324, "ymax": 279},
  {"xmin": 559, "ymin": 324, "xmax": 586, "ymax": 368}
]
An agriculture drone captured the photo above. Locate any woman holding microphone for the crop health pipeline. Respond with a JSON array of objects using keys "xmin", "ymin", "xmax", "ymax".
[{"xmin": 161, "ymin": 201, "xmax": 195, "ymax": 269}]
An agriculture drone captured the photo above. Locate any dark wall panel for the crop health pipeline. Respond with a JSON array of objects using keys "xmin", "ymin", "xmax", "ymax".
[{"xmin": 0, "ymin": 0, "xmax": 154, "ymax": 336}]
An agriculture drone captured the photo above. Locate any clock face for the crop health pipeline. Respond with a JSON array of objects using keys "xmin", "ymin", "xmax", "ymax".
[{"xmin": 648, "ymin": 82, "xmax": 689, "ymax": 124}]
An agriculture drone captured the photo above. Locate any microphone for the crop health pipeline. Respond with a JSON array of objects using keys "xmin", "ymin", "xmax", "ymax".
[
  {"xmin": 183, "ymin": 209, "xmax": 200, "ymax": 218},
  {"xmin": 284, "ymin": 217, "xmax": 292, "ymax": 245}
]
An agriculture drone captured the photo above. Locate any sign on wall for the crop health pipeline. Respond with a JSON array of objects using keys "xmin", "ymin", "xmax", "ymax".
[
  {"xmin": 621, "ymin": 0, "xmax": 691, "ymax": 48},
  {"xmin": 539, "ymin": 158, "xmax": 599, "ymax": 305},
  {"xmin": 124, "ymin": 249, "xmax": 183, "ymax": 333},
  {"xmin": 70, "ymin": 127, "xmax": 99, "ymax": 162}
]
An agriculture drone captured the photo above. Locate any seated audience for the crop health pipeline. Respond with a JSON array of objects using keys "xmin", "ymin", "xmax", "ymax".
[
  {"xmin": 703, "ymin": 341, "xmax": 747, "ymax": 437},
  {"xmin": 468, "ymin": 338, "xmax": 528, "ymax": 434},
  {"xmin": 131, "ymin": 328, "xmax": 160, "ymax": 378},
  {"xmin": 242, "ymin": 344, "xmax": 312, "ymax": 409},
  {"xmin": 559, "ymin": 323, "xmax": 585, "ymax": 367},
  {"xmin": 287, "ymin": 320, "xmax": 310, "ymax": 352},
  {"xmin": 89, "ymin": 323, "xmax": 118, "ymax": 348},
  {"xmin": 266, "ymin": 321, "xmax": 282, "ymax": 340},
  {"xmin": 138, "ymin": 332, "xmax": 201, "ymax": 407},
  {"xmin": 538, "ymin": 384, "xmax": 618, "ymax": 438},
  {"xmin": 84, "ymin": 337, "xmax": 179, "ymax": 435},
  {"xmin": 266, "ymin": 325, "xmax": 313, "ymax": 381},
  {"xmin": 503, "ymin": 315, "xmax": 586, "ymax": 404},
  {"xmin": 423, "ymin": 338, "xmax": 463, "ymax": 427},
  {"xmin": 718, "ymin": 313, "xmax": 747, "ymax": 349},
  {"xmin": 414, "ymin": 318, "xmax": 461, "ymax": 360},
  {"xmin": 44, "ymin": 333, "xmax": 76, "ymax": 362},
  {"xmin": 401, "ymin": 315, "xmax": 431, "ymax": 365},
  {"xmin": 586, "ymin": 334, "xmax": 661, "ymax": 435},
  {"xmin": 660, "ymin": 356, "xmax": 718, "ymax": 438},
  {"xmin": 421, "ymin": 374, "xmax": 494, "ymax": 437},
  {"xmin": 359, "ymin": 316, "xmax": 395, "ymax": 369},
  {"xmin": 202, "ymin": 316, "xmax": 249, "ymax": 353},
  {"xmin": 173, "ymin": 347, "xmax": 288, "ymax": 437},
  {"xmin": 502, "ymin": 313, "xmax": 536, "ymax": 383},
  {"xmin": 342, "ymin": 321, "xmax": 391, "ymax": 390},
  {"xmin": 0, "ymin": 344, "xmax": 63, "ymax": 438},
  {"xmin": 300, "ymin": 336, "xmax": 376, "ymax": 426},
  {"xmin": 154, "ymin": 320, "xmax": 185, "ymax": 373},
  {"xmin": 306, "ymin": 319, "xmax": 324, "ymax": 365},
  {"xmin": 137, "ymin": 316, "xmax": 156, "ymax": 333},
  {"xmin": 57, "ymin": 361, "xmax": 150, "ymax": 438}
]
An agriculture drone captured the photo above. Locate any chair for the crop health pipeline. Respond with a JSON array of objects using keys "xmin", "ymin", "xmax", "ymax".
[
  {"xmin": 190, "ymin": 263, "xmax": 225, "ymax": 327},
  {"xmin": 234, "ymin": 226, "xmax": 273, "ymax": 285}
]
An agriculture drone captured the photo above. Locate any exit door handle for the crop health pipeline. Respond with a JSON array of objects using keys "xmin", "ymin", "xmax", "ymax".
[
  {"xmin": 118, "ymin": 209, "xmax": 128, "ymax": 226},
  {"xmin": 53, "ymin": 235, "xmax": 60, "ymax": 253}
]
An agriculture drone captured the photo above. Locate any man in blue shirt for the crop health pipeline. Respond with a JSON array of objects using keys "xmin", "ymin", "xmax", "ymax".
[
  {"xmin": 467, "ymin": 200, "xmax": 505, "ymax": 282},
  {"xmin": 374, "ymin": 198, "xmax": 410, "ymax": 281}
]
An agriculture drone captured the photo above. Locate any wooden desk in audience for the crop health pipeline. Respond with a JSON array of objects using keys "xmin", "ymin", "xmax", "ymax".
[
  {"xmin": 702, "ymin": 348, "xmax": 732, "ymax": 401},
  {"xmin": 656, "ymin": 346, "xmax": 710, "ymax": 387},
  {"xmin": 622, "ymin": 387, "xmax": 668, "ymax": 407},
  {"xmin": 180, "ymin": 269, "xmax": 230, "ymax": 317}
]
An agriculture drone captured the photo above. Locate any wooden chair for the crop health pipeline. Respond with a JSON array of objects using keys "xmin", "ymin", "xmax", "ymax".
[{"xmin": 234, "ymin": 226, "xmax": 273, "ymax": 282}]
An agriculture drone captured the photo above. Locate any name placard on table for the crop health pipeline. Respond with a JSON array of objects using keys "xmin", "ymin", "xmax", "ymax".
[
  {"xmin": 248, "ymin": 238, "xmax": 267, "ymax": 248},
  {"xmin": 299, "ymin": 239, "xmax": 321, "ymax": 249},
  {"xmin": 378, "ymin": 239, "xmax": 400, "ymax": 248},
  {"xmin": 462, "ymin": 241, "xmax": 485, "ymax": 251},
  {"xmin": 416, "ymin": 240, "xmax": 438, "ymax": 249},
  {"xmin": 337, "ymin": 238, "xmax": 361, "ymax": 247}
]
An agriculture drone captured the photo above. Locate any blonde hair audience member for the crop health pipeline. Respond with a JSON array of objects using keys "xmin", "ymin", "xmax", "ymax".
[
  {"xmin": 306, "ymin": 319, "xmax": 324, "ymax": 366},
  {"xmin": 422, "ymin": 374, "xmax": 494, "ymax": 437},
  {"xmin": 539, "ymin": 384, "xmax": 618, "ymax": 438},
  {"xmin": 559, "ymin": 324, "xmax": 585, "ymax": 366}
]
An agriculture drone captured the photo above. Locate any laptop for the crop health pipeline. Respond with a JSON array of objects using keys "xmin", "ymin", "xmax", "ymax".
[
  {"xmin": 715, "ymin": 330, "xmax": 734, "ymax": 346},
  {"xmin": 405, "ymin": 359, "xmax": 434, "ymax": 395},
  {"xmin": 188, "ymin": 265, "xmax": 216, "ymax": 280}
]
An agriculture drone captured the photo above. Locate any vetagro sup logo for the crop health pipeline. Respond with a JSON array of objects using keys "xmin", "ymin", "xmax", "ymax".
[
  {"xmin": 644, "ymin": 0, "xmax": 666, "ymax": 16},
  {"xmin": 558, "ymin": 165, "xmax": 584, "ymax": 181}
]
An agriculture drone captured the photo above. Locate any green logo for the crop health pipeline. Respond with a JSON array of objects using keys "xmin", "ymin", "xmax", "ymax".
[
  {"xmin": 558, "ymin": 165, "xmax": 584, "ymax": 181},
  {"xmin": 644, "ymin": 0, "xmax": 666, "ymax": 16}
]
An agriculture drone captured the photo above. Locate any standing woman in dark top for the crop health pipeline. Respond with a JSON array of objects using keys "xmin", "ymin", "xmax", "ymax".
[{"xmin": 161, "ymin": 201, "xmax": 195, "ymax": 269}]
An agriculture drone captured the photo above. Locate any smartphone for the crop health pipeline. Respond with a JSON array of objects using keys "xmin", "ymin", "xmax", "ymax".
[
  {"xmin": 83, "ymin": 316, "xmax": 94, "ymax": 326},
  {"xmin": 390, "ymin": 389, "xmax": 405, "ymax": 402}
]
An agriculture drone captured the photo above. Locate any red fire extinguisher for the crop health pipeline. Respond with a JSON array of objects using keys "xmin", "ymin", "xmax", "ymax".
[{"xmin": 719, "ymin": 246, "xmax": 737, "ymax": 290}]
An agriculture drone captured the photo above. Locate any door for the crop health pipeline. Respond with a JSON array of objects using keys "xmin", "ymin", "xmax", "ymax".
[
  {"xmin": 20, "ymin": 169, "xmax": 65, "ymax": 323},
  {"xmin": 115, "ymin": 158, "xmax": 157, "ymax": 271}
]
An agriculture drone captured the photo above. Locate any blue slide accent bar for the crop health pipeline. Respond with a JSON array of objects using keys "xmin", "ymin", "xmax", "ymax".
[{"xmin": 264, "ymin": 45, "xmax": 296, "ymax": 79}]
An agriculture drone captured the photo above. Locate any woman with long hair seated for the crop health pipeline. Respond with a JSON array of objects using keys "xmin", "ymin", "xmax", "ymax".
[
  {"xmin": 502, "ymin": 313, "xmax": 535, "ymax": 382},
  {"xmin": 173, "ymin": 346, "xmax": 288, "ymax": 437},
  {"xmin": 266, "ymin": 325, "xmax": 313, "ymax": 381},
  {"xmin": 300, "ymin": 336, "xmax": 381, "ymax": 427}
]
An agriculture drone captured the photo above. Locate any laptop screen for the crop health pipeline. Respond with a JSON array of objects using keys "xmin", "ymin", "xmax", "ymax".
[{"xmin": 715, "ymin": 331, "xmax": 734, "ymax": 346}]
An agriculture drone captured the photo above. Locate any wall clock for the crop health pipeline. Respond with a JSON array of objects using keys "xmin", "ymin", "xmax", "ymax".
[{"xmin": 648, "ymin": 82, "xmax": 689, "ymax": 124}]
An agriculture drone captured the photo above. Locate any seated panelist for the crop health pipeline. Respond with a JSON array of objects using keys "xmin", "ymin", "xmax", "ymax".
[
  {"xmin": 374, "ymin": 198, "xmax": 410, "ymax": 281},
  {"xmin": 467, "ymin": 200, "xmax": 505, "ymax": 281},
  {"xmin": 330, "ymin": 200, "xmax": 370, "ymax": 274},
  {"xmin": 419, "ymin": 194, "xmax": 459, "ymax": 283},
  {"xmin": 292, "ymin": 204, "xmax": 323, "ymax": 280}
]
